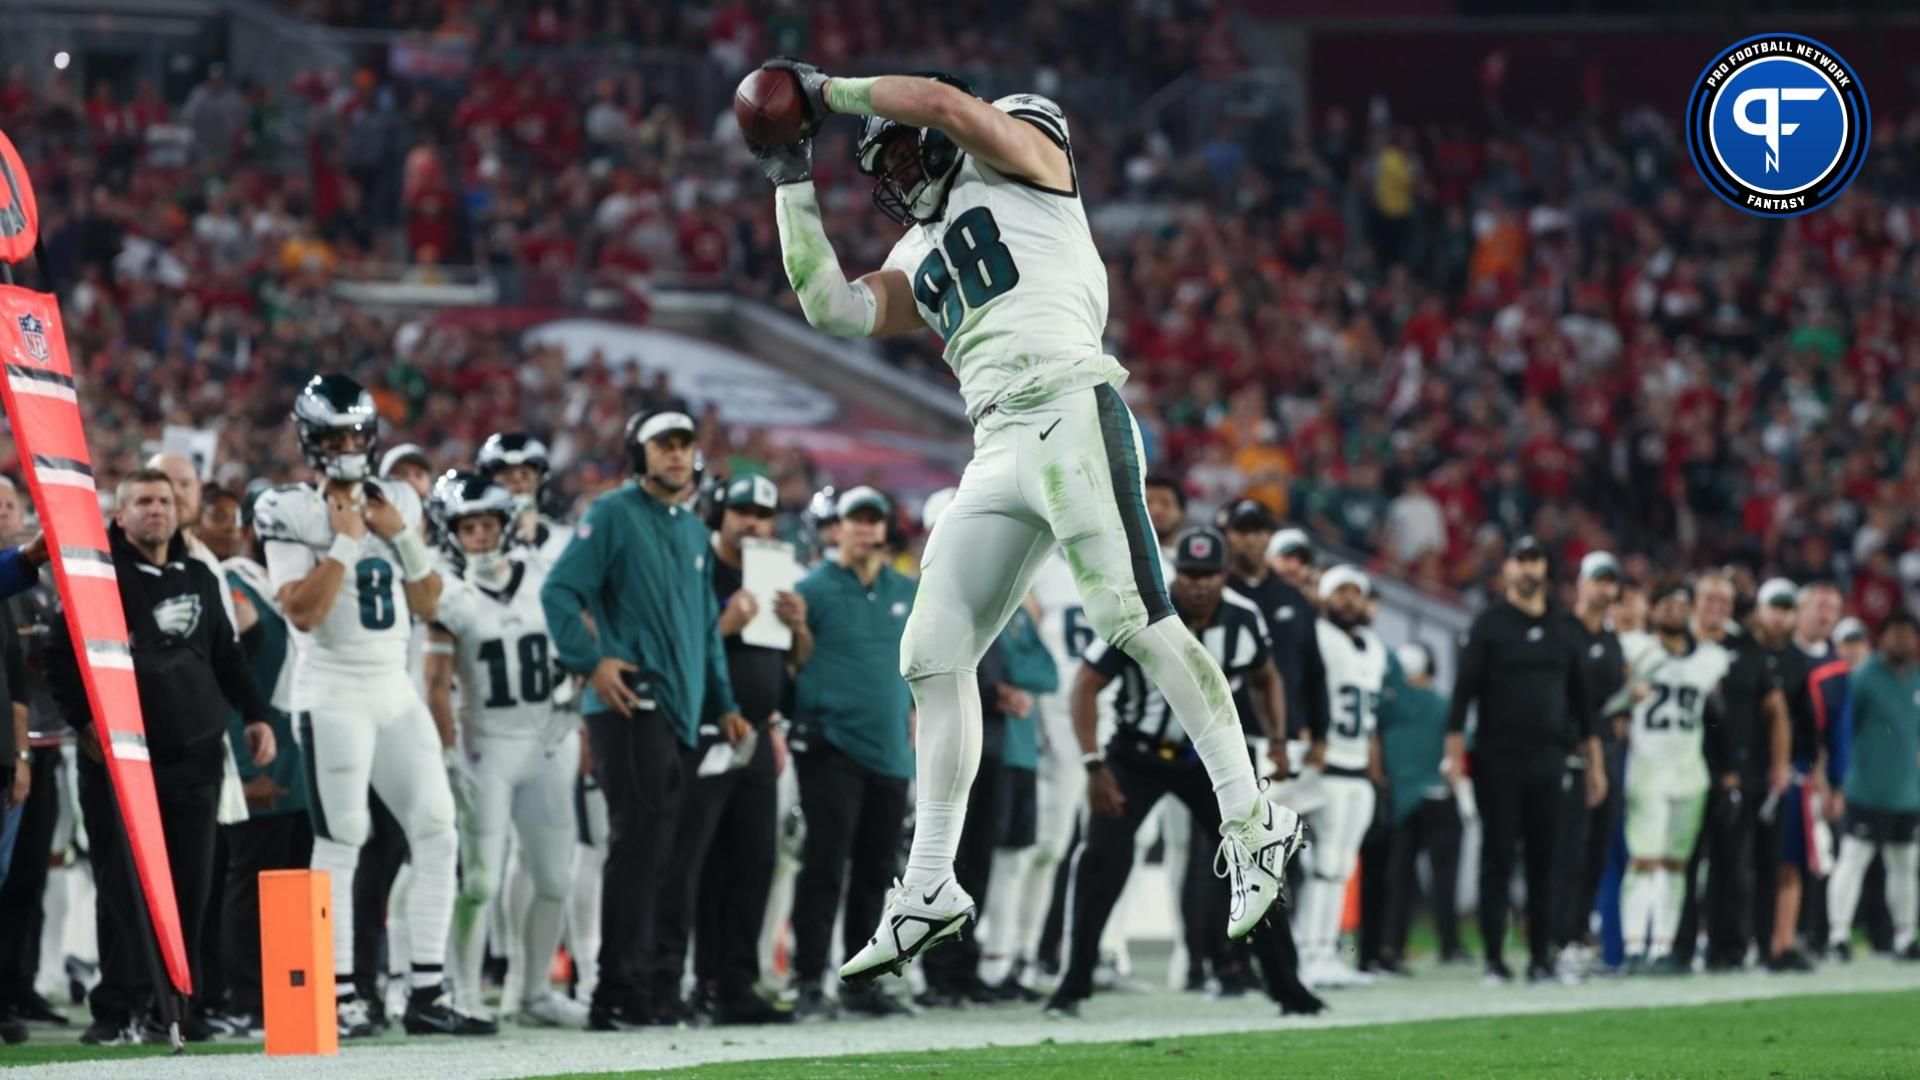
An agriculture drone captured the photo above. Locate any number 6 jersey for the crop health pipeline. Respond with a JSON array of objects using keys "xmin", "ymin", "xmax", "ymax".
[
  {"xmin": 256, "ymin": 479, "xmax": 425, "ymax": 678},
  {"xmin": 431, "ymin": 554, "xmax": 558, "ymax": 740},
  {"xmin": 1619, "ymin": 630, "xmax": 1732, "ymax": 790},
  {"xmin": 880, "ymin": 93, "xmax": 1127, "ymax": 423}
]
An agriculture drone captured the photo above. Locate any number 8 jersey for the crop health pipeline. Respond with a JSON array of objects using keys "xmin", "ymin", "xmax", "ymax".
[
  {"xmin": 431, "ymin": 554, "xmax": 557, "ymax": 740},
  {"xmin": 881, "ymin": 94, "xmax": 1127, "ymax": 423},
  {"xmin": 1620, "ymin": 631, "xmax": 1732, "ymax": 789},
  {"xmin": 256, "ymin": 479, "xmax": 425, "ymax": 677}
]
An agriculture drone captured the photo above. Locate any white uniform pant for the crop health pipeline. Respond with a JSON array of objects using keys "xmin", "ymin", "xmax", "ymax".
[{"xmin": 1298, "ymin": 774, "xmax": 1376, "ymax": 965}]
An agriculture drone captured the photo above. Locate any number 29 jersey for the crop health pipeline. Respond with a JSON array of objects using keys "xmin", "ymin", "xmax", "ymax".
[
  {"xmin": 256, "ymin": 479, "xmax": 423, "ymax": 679},
  {"xmin": 881, "ymin": 93, "xmax": 1127, "ymax": 423},
  {"xmin": 1620, "ymin": 631, "xmax": 1731, "ymax": 788},
  {"xmin": 432, "ymin": 556, "xmax": 557, "ymax": 741}
]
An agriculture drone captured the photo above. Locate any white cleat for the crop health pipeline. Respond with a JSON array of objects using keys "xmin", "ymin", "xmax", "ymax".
[
  {"xmin": 1216, "ymin": 799, "xmax": 1309, "ymax": 940},
  {"xmin": 1307, "ymin": 958, "xmax": 1375, "ymax": 989},
  {"xmin": 519, "ymin": 991, "xmax": 590, "ymax": 1028},
  {"xmin": 838, "ymin": 876, "xmax": 976, "ymax": 986}
]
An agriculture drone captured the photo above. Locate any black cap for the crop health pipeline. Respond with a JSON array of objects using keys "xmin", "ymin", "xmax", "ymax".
[
  {"xmin": 1510, "ymin": 535, "xmax": 1547, "ymax": 561},
  {"xmin": 1224, "ymin": 499, "xmax": 1277, "ymax": 532},
  {"xmin": 1173, "ymin": 526, "xmax": 1228, "ymax": 575}
]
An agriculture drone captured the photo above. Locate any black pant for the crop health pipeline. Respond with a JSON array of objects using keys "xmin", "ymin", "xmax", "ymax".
[
  {"xmin": 790, "ymin": 741, "xmax": 907, "ymax": 984},
  {"xmin": 1552, "ymin": 759, "xmax": 1594, "ymax": 949},
  {"xmin": 1057, "ymin": 752, "xmax": 1307, "ymax": 1004},
  {"xmin": 650, "ymin": 728, "xmax": 777, "ymax": 999},
  {"xmin": 1749, "ymin": 795, "xmax": 1784, "ymax": 962},
  {"xmin": 1582, "ymin": 742, "xmax": 1627, "ymax": 942},
  {"xmin": 351, "ymin": 791, "xmax": 409, "ymax": 997},
  {"xmin": 1036, "ymin": 821, "xmax": 1075, "ymax": 972},
  {"xmin": 77, "ymin": 756, "xmax": 220, "ymax": 1026},
  {"xmin": 1472, "ymin": 759, "xmax": 1562, "ymax": 972},
  {"xmin": 1383, "ymin": 794, "xmax": 1463, "ymax": 961},
  {"xmin": 1357, "ymin": 805, "xmax": 1393, "ymax": 969},
  {"xmin": 0, "ymin": 747, "xmax": 60, "ymax": 1008},
  {"xmin": 1683, "ymin": 783, "xmax": 1757, "ymax": 967},
  {"xmin": 922, "ymin": 738, "xmax": 1005, "ymax": 991},
  {"xmin": 587, "ymin": 708, "xmax": 688, "ymax": 1012},
  {"xmin": 220, "ymin": 813, "xmax": 314, "ymax": 1013}
]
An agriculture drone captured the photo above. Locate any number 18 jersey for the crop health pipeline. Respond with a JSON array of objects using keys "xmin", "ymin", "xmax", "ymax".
[
  {"xmin": 432, "ymin": 556, "xmax": 557, "ymax": 741},
  {"xmin": 257, "ymin": 479, "xmax": 423, "ymax": 679},
  {"xmin": 882, "ymin": 94, "xmax": 1127, "ymax": 423}
]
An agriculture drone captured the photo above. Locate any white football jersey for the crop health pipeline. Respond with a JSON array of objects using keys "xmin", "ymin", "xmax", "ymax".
[
  {"xmin": 1317, "ymin": 619, "xmax": 1389, "ymax": 771},
  {"xmin": 432, "ymin": 554, "xmax": 559, "ymax": 741},
  {"xmin": 528, "ymin": 516, "xmax": 574, "ymax": 567},
  {"xmin": 882, "ymin": 93, "xmax": 1127, "ymax": 422},
  {"xmin": 1620, "ymin": 631, "xmax": 1731, "ymax": 767},
  {"xmin": 257, "ymin": 479, "xmax": 425, "ymax": 679}
]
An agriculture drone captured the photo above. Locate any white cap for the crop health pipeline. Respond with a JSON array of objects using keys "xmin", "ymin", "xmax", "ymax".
[
  {"xmin": 1395, "ymin": 643, "xmax": 1430, "ymax": 679},
  {"xmin": 921, "ymin": 487, "xmax": 958, "ymax": 530},
  {"xmin": 835, "ymin": 485, "xmax": 891, "ymax": 520},
  {"xmin": 1268, "ymin": 527, "xmax": 1312, "ymax": 560},
  {"xmin": 1318, "ymin": 563, "xmax": 1371, "ymax": 602},
  {"xmin": 636, "ymin": 411, "xmax": 695, "ymax": 444},
  {"xmin": 1835, "ymin": 617, "xmax": 1868, "ymax": 643},
  {"xmin": 379, "ymin": 443, "xmax": 430, "ymax": 478},
  {"xmin": 1579, "ymin": 551, "xmax": 1622, "ymax": 581},
  {"xmin": 1758, "ymin": 577, "xmax": 1799, "ymax": 609}
]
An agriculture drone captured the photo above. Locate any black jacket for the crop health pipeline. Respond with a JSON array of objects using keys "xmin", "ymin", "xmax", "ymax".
[
  {"xmin": 0, "ymin": 615, "xmax": 21, "ymax": 770},
  {"xmin": 48, "ymin": 523, "xmax": 271, "ymax": 784},
  {"xmin": 1447, "ymin": 599, "xmax": 1594, "ymax": 773},
  {"xmin": 1230, "ymin": 572, "xmax": 1330, "ymax": 741}
]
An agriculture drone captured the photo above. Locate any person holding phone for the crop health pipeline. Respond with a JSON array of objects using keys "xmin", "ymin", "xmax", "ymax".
[{"xmin": 541, "ymin": 410, "xmax": 744, "ymax": 1032}]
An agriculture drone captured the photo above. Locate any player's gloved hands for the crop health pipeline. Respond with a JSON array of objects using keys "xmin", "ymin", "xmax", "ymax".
[
  {"xmin": 762, "ymin": 58, "xmax": 830, "ymax": 133},
  {"xmin": 752, "ymin": 138, "xmax": 814, "ymax": 186},
  {"xmin": 443, "ymin": 746, "xmax": 478, "ymax": 814}
]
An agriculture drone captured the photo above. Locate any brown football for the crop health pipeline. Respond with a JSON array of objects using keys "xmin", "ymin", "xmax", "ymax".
[{"xmin": 734, "ymin": 67, "xmax": 808, "ymax": 146}]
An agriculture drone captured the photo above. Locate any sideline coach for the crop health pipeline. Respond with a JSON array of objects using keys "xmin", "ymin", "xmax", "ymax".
[
  {"xmin": 1444, "ymin": 536, "xmax": 1600, "ymax": 983},
  {"xmin": 542, "ymin": 411, "xmax": 743, "ymax": 1031}
]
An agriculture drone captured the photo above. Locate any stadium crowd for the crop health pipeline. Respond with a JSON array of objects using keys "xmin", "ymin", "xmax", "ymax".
[{"xmin": 0, "ymin": 0, "xmax": 1918, "ymax": 1048}]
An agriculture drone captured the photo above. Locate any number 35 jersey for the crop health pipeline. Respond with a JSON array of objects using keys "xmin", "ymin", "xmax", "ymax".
[
  {"xmin": 881, "ymin": 94, "xmax": 1127, "ymax": 423},
  {"xmin": 1620, "ymin": 631, "xmax": 1732, "ymax": 790},
  {"xmin": 1316, "ymin": 619, "xmax": 1389, "ymax": 772},
  {"xmin": 256, "ymin": 479, "xmax": 424, "ymax": 679},
  {"xmin": 432, "ymin": 556, "xmax": 557, "ymax": 741}
]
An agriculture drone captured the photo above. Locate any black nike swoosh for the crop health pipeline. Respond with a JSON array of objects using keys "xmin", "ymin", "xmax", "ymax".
[
  {"xmin": 922, "ymin": 880, "xmax": 948, "ymax": 905},
  {"xmin": 1038, "ymin": 419, "xmax": 1063, "ymax": 441}
]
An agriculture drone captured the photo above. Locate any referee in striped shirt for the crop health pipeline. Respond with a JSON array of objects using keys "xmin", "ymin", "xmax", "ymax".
[{"xmin": 1046, "ymin": 527, "xmax": 1319, "ymax": 1017}]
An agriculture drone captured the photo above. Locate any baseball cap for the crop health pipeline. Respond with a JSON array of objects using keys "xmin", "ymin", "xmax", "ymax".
[
  {"xmin": 835, "ymin": 485, "xmax": 891, "ymax": 520},
  {"xmin": 1758, "ymin": 578, "xmax": 1799, "ymax": 609},
  {"xmin": 1650, "ymin": 579, "xmax": 1693, "ymax": 607},
  {"xmin": 1268, "ymin": 527, "xmax": 1312, "ymax": 560},
  {"xmin": 1224, "ymin": 499, "xmax": 1277, "ymax": 532},
  {"xmin": 379, "ymin": 443, "xmax": 431, "ymax": 478},
  {"xmin": 1510, "ymin": 535, "xmax": 1547, "ymax": 561},
  {"xmin": 724, "ymin": 474, "xmax": 778, "ymax": 512},
  {"xmin": 635, "ymin": 411, "xmax": 695, "ymax": 444},
  {"xmin": 1172, "ymin": 527, "xmax": 1228, "ymax": 575},
  {"xmin": 1835, "ymin": 617, "xmax": 1868, "ymax": 643},
  {"xmin": 1394, "ymin": 643, "xmax": 1432, "ymax": 680},
  {"xmin": 1318, "ymin": 563, "xmax": 1372, "ymax": 601},
  {"xmin": 1579, "ymin": 551, "xmax": 1622, "ymax": 582}
]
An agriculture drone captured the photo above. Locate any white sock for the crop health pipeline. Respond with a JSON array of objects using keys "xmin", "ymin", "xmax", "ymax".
[
  {"xmin": 1319, "ymin": 874, "xmax": 1349, "ymax": 963},
  {"xmin": 387, "ymin": 863, "xmax": 413, "ymax": 988},
  {"xmin": 405, "ymin": 818, "xmax": 460, "ymax": 978},
  {"xmin": 522, "ymin": 895, "xmax": 568, "ymax": 1001},
  {"xmin": 1621, "ymin": 868, "xmax": 1657, "ymax": 957},
  {"xmin": 1650, "ymin": 868, "xmax": 1679, "ymax": 958},
  {"xmin": 1826, "ymin": 836, "xmax": 1875, "ymax": 947},
  {"xmin": 311, "ymin": 837, "xmax": 361, "ymax": 986},
  {"xmin": 449, "ymin": 872, "xmax": 493, "ymax": 1008},
  {"xmin": 501, "ymin": 862, "xmax": 535, "ymax": 1012},
  {"xmin": 569, "ymin": 844, "xmax": 605, "ymax": 1001},
  {"xmin": 1123, "ymin": 619, "xmax": 1261, "ymax": 821},
  {"xmin": 980, "ymin": 846, "xmax": 1030, "ymax": 980},
  {"xmin": 1884, "ymin": 843, "xmax": 1918, "ymax": 951},
  {"xmin": 903, "ymin": 670, "xmax": 983, "ymax": 890}
]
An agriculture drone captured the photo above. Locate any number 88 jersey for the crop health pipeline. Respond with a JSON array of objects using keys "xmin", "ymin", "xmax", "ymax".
[
  {"xmin": 432, "ymin": 555, "xmax": 558, "ymax": 740},
  {"xmin": 257, "ymin": 479, "xmax": 423, "ymax": 677},
  {"xmin": 1620, "ymin": 632, "xmax": 1731, "ymax": 776},
  {"xmin": 880, "ymin": 94, "xmax": 1126, "ymax": 424}
]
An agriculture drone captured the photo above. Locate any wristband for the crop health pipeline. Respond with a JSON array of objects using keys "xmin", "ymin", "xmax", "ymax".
[
  {"xmin": 1081, "ymin": 751, "xmax": 1105, "ymax": 770},
  {"xmin": 327, "ymin": 534, "xmax": 363, "ymax": 567},
  {"xmin": 391, "ymin": 529, "xmax": 434, "ymax": 583},
  {"xmin": 824, "ymin": 76, "xmax": 877, "ymax": 117}
]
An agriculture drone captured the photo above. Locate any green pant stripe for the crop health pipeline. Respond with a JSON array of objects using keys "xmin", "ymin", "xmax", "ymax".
[{"xmin": 1093, "ymin": 384, "xmax": 1172, "ymax": 625}]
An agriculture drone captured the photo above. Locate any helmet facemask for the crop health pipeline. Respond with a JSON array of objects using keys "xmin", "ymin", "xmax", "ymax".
[
  {"xmin": 857, "ymin": 122, "xmax": 963, "ymax": 227},
  {"xmin": 301, "ymin": 423, "xmax": 377, "ymax": 483}
]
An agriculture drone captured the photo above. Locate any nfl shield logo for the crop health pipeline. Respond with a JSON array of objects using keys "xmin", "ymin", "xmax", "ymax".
[{"xmin": 16, "ymin": 314, "xmax": 48, "ymax": 363}]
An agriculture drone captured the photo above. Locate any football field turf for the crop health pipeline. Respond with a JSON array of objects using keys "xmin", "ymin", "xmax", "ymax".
[{"xmin": 6, "ymin": 958, "xmax": 1917, "ymax": 1079}]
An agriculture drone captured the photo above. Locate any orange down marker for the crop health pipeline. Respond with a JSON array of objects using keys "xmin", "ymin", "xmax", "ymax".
[{"xmin": 260, "ymin": 870, "xmax": 338, "ymax": 1056}]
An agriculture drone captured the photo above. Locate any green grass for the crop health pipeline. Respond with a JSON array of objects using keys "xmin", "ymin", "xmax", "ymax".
[
  {"xmin": 0, "ymin": 1039, "xmax": 256, "ymax": 1067},
  {"xmin": 572, "ymin": 989, "xmax": 1920, "ymax": 1079}
]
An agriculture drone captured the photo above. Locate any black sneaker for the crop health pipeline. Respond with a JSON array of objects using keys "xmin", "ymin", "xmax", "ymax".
[
  {"xmin": 204, "ymin": 1008, "xmax": 262, "ymax": 1038},
  {"xmin": 80, "ymin": 1017, "xmax": 142, "ymax": 1045},
  {"xmin": 1767, "ymin": 948, "xmax": 1816, "ymax": 973},
  {"xmin": 1041, "ymin": 993, "xmax": 1081, "ymax": 1019},
  {"xmin": 708, "ymin": 987, "xmax": 794, "ymax": 1026},
  {"xmin": 1437, "ymin": 948, "xmax": 1472, "ymax": 967},
  {"xmin": 841, "ymin": 984, "xmax": 912, "ymax": 1018},
  {"xmin": 587, "ymin": 999, "xmax": 650, "ymax": 1032},
  {"xmin": 792, "ymin": 981, "xmax": 836, "ymax": 1022},
  {"xmin": 336, "ymin": 996, "xmax": 378, "ymax": 1039},
  {"xmin": 1278, "ymin": 985, "xmax": 1327, "ymax": 1016},
  {"xmin": 1898, "ymin": 943, "xmax": 1920, "ymax": 963},
  {"xmin": 65, "ymin": 957, "xmax": 98, "ymax": 1007},
  {"xmin": 142, "ymin": 1010, "xmax": 216, "ymax": 1044},
  {"xmin": 0, "ymin": 1015, "xmax": 26, "ymax": 1045},
  {"xmin": 12, "ymin": 991, "xmax": 70, "ymax": 1026},
  {"xmin": 402, "ymin": 989, "xmax": 499, "ymax": 1036},
  {"xmin": 649, "ymin": 994, "xmax": 696, "ymax": 1027},
  {"xmin": 1827, "ymin": 942, "xmax": 1854, "ymax": 964},
  {"xmin": 1649, "ymin": 955, "xmax": 1691, "ymax": 977},
  {"xmin": 1525, "ymin": 963, "xmax": 1557, "ymax": 984},
  {"xmin": 991, "ymin": 976, "xmax": 1043, "ymax": 1003},
  {"xmin": 913, "ymin": 985, "xmax": 967, "ymax": 1010},
  {"xmin": 1482, "ymin": 961, "xmax": 1514, "ymax": 986}
]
